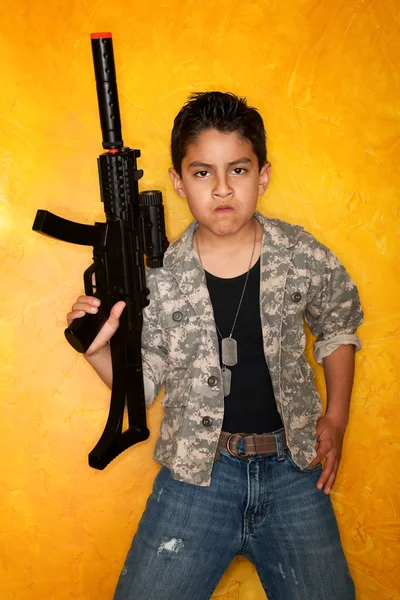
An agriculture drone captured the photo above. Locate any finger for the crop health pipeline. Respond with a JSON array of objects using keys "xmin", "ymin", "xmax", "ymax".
[
  {"xmin": 68, "ymin": 304, "xmax": 99, "ymax": 326},
  {"xmin": 67, "ymin": 297, "xmax": 101, "ymax": 326},
  {"xmin": 85, "ymin": 301, "xmax": 126, "ymax": 353},
  {"xmin": 323, "ymin": 468, "xmax": 338, "ymax": 495},
  {"xmin": 71, "ymin": 302, "xmax": 99, "ymax": 314},
  {"xmin": 76, "ymin": 295, "xmax": 101, "ymax": 306},
  {"xmin": 316, "ymin": 452, "xmax": 337, "ymax": 491},
  {"xmin": 66, "ymin": 310, "xmax": 86, "ymax": 326},
  {"xmin": 307, "ymin": 442, "xmax": 330, "ymax": 468},
  {"xmin": 91, "ymin": 272, "xmax": 97, "ymax": 293},
  {"xmin": 306, "ymin": 454, "xmax": 323, "ymax": 469},
  {"xmin": 70, "ymin": 297, "xmax": 101, "ymax": 314}
]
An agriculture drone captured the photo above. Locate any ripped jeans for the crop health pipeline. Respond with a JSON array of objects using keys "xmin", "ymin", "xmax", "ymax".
[{"xmin": 113, "ymin": 436, "xmax": 355, "ymax": 600}]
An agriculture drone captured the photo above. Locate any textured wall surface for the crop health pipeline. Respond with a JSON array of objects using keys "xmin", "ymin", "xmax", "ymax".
[{"xmin": 1, "ymin": 0, "xmax": 399, "ymax": 598}]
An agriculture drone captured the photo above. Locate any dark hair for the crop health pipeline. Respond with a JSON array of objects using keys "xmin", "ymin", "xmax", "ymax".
[{"xmin": 171, "ymin": 91, "xmax": 267, "ymax": 176}]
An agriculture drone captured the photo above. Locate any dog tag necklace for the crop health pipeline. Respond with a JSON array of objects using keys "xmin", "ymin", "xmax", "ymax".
[{"xmin": 195, "ymin": 221, "xmax": 257, "ymax": 396}]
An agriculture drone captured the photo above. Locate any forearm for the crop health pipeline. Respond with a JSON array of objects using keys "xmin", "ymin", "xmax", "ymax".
[
  {"xmin": 84, "ymin": 343, "xmax": 113, "ymax": 389},
  {"xmin": 322, "ymin": 344, "xmax": 355, "ymax": 428}
]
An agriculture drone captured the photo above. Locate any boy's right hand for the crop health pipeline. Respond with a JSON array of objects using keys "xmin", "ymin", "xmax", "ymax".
[{"xmin": 66, "ymin": 296, "xmax": 126, "ymax": 357}]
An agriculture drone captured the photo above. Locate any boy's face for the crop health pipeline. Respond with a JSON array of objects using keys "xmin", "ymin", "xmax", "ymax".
[{"xmin": 169, "ymin": 129, "xmax": 270, "ymax": 238}]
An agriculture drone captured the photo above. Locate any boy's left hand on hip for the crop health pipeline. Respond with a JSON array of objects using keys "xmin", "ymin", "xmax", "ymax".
[{"xmin": 307, "ymin": 414, "xmax": 347, "ymax": 495}]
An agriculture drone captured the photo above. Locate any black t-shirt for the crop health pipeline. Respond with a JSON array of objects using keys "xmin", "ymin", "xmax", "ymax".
[{"xmin": 205, "ymin": 259, "xmax": 284, "ymax": 433}]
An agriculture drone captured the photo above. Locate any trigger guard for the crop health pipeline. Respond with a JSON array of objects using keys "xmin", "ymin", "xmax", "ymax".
[{"xmin": 83, "ymin": 264, "xmax": 97, "ymax": 296}]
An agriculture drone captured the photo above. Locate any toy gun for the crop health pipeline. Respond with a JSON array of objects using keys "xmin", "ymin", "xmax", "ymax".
[{"xmin": 32, "ymin": 33, "xmax": 169, "ymax": 469}]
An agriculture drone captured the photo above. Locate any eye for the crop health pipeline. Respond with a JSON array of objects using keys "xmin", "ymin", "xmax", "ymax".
[
  {"xmin": 232, "ymin": 167, "xmax": 247, "ymax": 175},
  {"xmin": 194, "ymin": 170, "xmax": 210, "ymax": 178}
]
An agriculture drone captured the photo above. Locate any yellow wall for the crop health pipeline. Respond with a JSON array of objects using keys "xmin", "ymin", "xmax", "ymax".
[{"xmin": 1, "ymin": 0, "xmax": 399, "ymax": 598}]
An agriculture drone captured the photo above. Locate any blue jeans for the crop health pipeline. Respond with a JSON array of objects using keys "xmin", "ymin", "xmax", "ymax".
[{"xmin": 113, "ymin": 433, "xmax": 355, "ymax": 600}]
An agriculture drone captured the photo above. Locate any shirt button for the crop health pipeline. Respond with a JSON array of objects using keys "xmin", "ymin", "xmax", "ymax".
[
  {"xmin": 207, "ymin": 375, "xmax": 218, "ymax": 387},
  {"xmin": 172, "ymin": 311, "xmax": 183, "ymax": 322},
  {"xmin": 291, "ymin": 292, "xmax": 302, "ymax": 303},
  {"xmin": 202, "ymin": 416, "xmax": 213, "ymax": 427}
]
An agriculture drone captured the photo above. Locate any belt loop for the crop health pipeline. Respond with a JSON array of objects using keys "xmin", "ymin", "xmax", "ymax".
[{"xmin": 274, "ymin": 430, "xmax": 286, "ymax": 461}]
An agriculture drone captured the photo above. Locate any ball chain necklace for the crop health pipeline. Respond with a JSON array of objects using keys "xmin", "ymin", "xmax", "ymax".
[{"xmin": 195, "ymin": 220, "xmax": 257, "ymax": 396}]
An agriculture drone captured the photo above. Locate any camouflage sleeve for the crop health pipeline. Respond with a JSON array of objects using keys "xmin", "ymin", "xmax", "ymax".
[
  {"xmin": 141, "ymin": 269, "xmax": 167, "ymax": 405},
  {"xmin": 304, "ymin": 239, "xmax": 363, "ymax": 365}
]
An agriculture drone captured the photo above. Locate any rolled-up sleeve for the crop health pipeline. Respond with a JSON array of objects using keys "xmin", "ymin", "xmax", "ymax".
[
  {"xmin": 141, "ymin": 270, "xmax": 167, "ymax": 405},
  {"xmin": 305, "ymin": 245, "xmax": 363, "ymax": 364}
]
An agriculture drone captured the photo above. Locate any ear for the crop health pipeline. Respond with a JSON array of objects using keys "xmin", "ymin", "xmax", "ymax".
[
  {"xmin": 258, "ymin": 162, "xmax": 271, "ymax": 196},
  {"xmin": 169, "ymin": 168, "xmax": 187, "ymax": 199}
]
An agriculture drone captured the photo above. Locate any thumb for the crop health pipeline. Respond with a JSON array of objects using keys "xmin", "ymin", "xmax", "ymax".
[
  {"xmin": 85, "ymin": 301, "xmax": 126, "ymax": 355},
  {"xmin": 102, "ymin": 300, "xmax": 126, "ymax": 337},
  {"xmin": 308, "ymin": 437, "xmax": 330, "ymax": 468},
  {"xmin": 108, "ymin": 300, "xmax": 126, "ymax": 326}
]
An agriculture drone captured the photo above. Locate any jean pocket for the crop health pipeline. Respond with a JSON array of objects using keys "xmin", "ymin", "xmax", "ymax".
[{"xmin": 285, "ymin": 451, "xmax": 323, "ymax": 474}]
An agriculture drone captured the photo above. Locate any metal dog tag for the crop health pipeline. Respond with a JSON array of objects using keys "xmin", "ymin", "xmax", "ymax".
[
  {"xmin": 221, "ymin": 337, "xmax": 238, "ymax": 367},
  {"xmin": 222, "ymin": 366, "xmax": 232, "ymax": 396}
]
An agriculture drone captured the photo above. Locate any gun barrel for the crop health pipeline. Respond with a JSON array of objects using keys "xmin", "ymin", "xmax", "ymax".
[{"xmin": 91, "ymin": 32, "xmax": 123, "ymax": 150}]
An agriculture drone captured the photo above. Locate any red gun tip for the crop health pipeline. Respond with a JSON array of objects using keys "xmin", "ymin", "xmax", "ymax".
[{"xmin": 91, "ymin": 32, "xmax": 112, "ymax": 39}]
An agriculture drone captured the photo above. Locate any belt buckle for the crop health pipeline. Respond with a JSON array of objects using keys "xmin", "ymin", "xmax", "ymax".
[{"xmin": 226, "ymin": 433, "xmax": 252, "ymax": 460}]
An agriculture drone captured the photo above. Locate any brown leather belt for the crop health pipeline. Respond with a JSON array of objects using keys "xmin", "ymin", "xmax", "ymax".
[{"xmin": 218, "ymin": 431, "xmax": 287, "ymax": 459}]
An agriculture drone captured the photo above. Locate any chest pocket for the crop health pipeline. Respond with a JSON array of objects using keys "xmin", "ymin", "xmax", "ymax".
[
  {"xmin": 281, "ymin": 269, "xmax": 311, "ymax": 362},
  {"xmin": 283, "ymin": 268, "xmax": 309, "ymax": 315},
  {"xmin": 160, "ymin": 305, "xmax": 201, "ymax": 368}
]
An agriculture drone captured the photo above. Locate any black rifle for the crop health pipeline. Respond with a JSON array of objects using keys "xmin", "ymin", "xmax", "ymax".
[{"xmin": 32, "ymin": 32, "xmax": 169, "ymax": 469}]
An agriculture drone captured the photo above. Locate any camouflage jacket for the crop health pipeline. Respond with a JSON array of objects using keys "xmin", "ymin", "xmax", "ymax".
[{"xmin": 141, "ymin": 211, "xmax": 363, "ymax": 486}]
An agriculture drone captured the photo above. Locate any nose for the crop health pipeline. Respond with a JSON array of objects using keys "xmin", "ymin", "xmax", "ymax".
[{"xmin": 213, "ymin": 173, "xmax": 233, "ymax": 199}]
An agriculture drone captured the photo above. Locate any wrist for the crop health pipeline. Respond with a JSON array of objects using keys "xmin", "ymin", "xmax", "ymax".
[
  {"xmin": 84, "ymin": 342, "xmax": 110, "ymax": 362},
  {"xmin": 324, "ymin": 409, "xmax": 349, "ymax": 430}
]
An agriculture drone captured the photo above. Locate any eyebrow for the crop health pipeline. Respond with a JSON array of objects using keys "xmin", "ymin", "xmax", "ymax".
[{"xmin": 187, "ymin": 157, "xmax": 252, "ymax": 169}]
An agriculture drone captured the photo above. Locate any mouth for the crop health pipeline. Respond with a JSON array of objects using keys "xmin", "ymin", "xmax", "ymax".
[{"xmin": 214, "ymin": 205, "xmax": 234, "ymax": 214}]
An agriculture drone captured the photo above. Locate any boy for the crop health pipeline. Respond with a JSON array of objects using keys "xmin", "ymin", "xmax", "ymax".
[{"xmin": 68, "ymin": 92, "xmax": 363, "ymax": 599}]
